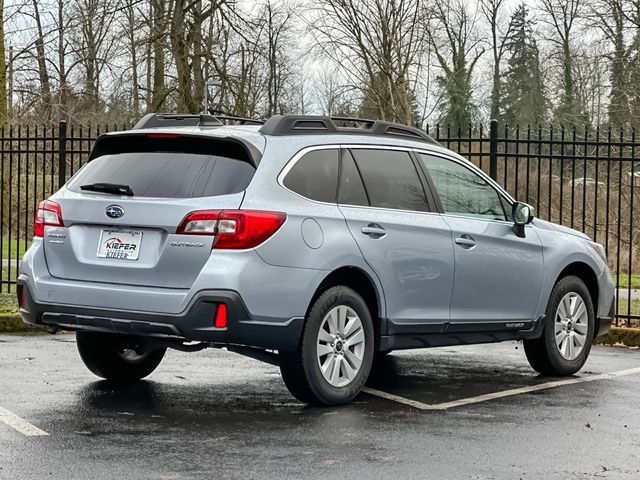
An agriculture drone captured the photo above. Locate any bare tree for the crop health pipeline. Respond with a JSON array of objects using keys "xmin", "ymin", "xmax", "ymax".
[
  {"xmin": 123, "ymin": 0, "xmax": 141, "ymax": 116},
  {"xmin": 71, "ymin": 0, "xmax": 120, "ymax": 113},
  {"xmin": 573, "ymin": 44, "xmax": 608, "ymax": 124},
  {"xmin": 262, "ymin": 1, "xmax": 293, "ymax": 116},
  {"xmin": 150, "ymin": 0, "xmax": 167, "ymax": 111},
  {"xmin": 314, "ymin": 68, "xmax": 358, "ymax": 116},
  {"xmin": 30, "ymin": 0, "xmax": 52, "ymax": 119},
  {"xmin": 481, "ymin": 0, "xmax": 515, "ymax": 120},
  {"xmin": 539, "ymin": 0, "xmax": 588, "ymax": 125},
  {"xmin": 0, "ymin": 0, "xmax": 6, "ymax": 124},
  {"xmin": 168, "ymin": 0, "xmax": 232, "ymax": 112},
  {"xmin": 589, "ymin": 0, "xmax": 632, "ymax": 127},
  {"xmin": 312, "ymin": 0, "xmax": 426, "ymax": 124}
]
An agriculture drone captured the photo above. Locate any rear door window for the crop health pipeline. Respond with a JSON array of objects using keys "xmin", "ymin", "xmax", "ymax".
[
  {"xmin": 350, "ymin": 149, "xmax": 430, "ymax": 212},
  {"xmin": 338, "ymin": 150, "xmax": 369, "ymax": 206},
  {"xmin": 68, "ymin": 152, "xmax": 255, "ymax": 198},
  {"xmin": 283, "ymin": 149, "xmax": 339, "ymax": 203}
]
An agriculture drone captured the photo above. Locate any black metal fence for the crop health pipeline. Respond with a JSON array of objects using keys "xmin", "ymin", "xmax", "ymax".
[{"xmin": 1, "ymin": 120, "xmax": 639, "ymax": 326}]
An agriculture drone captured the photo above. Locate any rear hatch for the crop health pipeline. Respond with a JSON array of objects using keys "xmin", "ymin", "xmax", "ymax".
[{"xmin": 43, "ymin": 132, "xmax": 258, "ymax": 288}]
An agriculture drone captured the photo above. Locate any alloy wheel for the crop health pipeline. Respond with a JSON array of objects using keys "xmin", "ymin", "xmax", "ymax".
[
  {"xmin": 554, "ymin": 292, "xmax": 589, "ymax": 361},
  {"xmin": 316, "ymin": 305, "xmax": 366, "ymax": 387}
]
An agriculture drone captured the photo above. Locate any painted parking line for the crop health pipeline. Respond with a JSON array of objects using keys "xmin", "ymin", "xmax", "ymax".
[
  {"xmin": 0, "ymin": 407, "xmax": 48, "ymax": 437},
  {"xmin": 363, "ymin": 366, "xmax": 640, "ymax": 411}
]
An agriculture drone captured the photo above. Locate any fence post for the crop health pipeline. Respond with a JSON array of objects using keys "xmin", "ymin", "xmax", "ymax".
[
  {"xmin": 58, "ymin": 120, "xmax": 67, "ymax": 189},
  {"xmin": 489, "ymin": 118, "xmax": 498, "ymax": 181}
]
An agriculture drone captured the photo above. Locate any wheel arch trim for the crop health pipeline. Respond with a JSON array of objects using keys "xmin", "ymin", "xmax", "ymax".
[{"xmin": 308, "ymin": 265, "xmax": 387, "ymax": 337}]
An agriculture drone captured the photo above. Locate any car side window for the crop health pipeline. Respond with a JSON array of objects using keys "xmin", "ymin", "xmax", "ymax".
[
  {"xmin": 419, "ymin": 153, "xmax": 507, "ymax": 221},
  {"xmin": 283, "ymin": 149, "xmax": 339, "ymax": 203},
  {"xmin": 338, "ymin": 150, "xmax": 369, "ymax": 206},
  {"xmin": 351, "ymin": 149, "xmax": 430, "ymax": 212}
]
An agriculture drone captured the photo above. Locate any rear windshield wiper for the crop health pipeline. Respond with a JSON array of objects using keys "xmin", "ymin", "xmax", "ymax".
[{"xmin": 80, "ymin": 182, "xmax": 134, "ymax": 196}]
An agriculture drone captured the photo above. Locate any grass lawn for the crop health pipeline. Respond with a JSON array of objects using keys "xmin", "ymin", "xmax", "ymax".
[
  {"xmin": 0, "ymin": 266, "xmax": 19, "ymax": 294},
  {"xmin": 0, "ymin": 293, "xmax": 17, "ymax": 313},
  {"xmin": 0, "ymin": 293, "xmax": 44, "ymax": 333},
  {"xmin": 1, "ymin": 237, "xmax": 31, "ymax": 259},
  {"xmin": 616, "ymin": 298, "xmax": 640, "ymax": 317},
  {"xmin": 1, "ymin": 265, "xmax": 18, "ymax": 279},
  {"xmin": 614, "ymin": 274, "xmax": 640, "ymax": 289}
]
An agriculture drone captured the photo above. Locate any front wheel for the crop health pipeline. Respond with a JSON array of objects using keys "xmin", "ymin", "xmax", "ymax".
[
  {"xmin": 76, "ymin": 332, "xmax": 166, "ymax": 383},
  {"xmin": 524, "ymin": 275, "xmax": 595, "ymax": 376},
  {"xmin": 279, "ymin": 286, "xmax": 375, "ymax": 406}
]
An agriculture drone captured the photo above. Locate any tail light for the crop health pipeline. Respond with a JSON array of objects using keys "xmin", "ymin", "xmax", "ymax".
[
  {"xmin": 34, "ymin": 200, "xmax": 64, "ymax": 237},
  {"xmin": 176, "ymin": 210, "xmax": 286, "ymax": 249}
]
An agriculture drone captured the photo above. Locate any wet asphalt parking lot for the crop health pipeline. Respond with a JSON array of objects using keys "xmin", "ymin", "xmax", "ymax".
[{"xmin": 1, "ymin": 333, "xmax": 639, "ymax": 480}]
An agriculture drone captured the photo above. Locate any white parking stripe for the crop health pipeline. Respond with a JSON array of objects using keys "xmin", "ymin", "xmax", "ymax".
[
  {"xmin": 363, "ymin": 366, "xmax": 640, "ymax": 411},
  {"xmin": 0, "ymin": 407, "xmax": 49, "ymax": 437},
  {"xmin": 361, "ymin": 387, "xmax": 435, "ymax": 409}
]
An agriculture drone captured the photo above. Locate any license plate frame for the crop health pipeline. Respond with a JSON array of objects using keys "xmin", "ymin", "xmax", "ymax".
[{"xmin": 96, "ymin": 229, "xmax": 143, "ymax": 261}]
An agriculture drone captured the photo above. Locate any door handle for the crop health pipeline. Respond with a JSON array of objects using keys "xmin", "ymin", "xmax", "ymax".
[
  {"xmin": 455, "ymin": 235, "xmax": 476, "ymax": 248},
  {"xmin": 361, "ymin": 224, "xmax": 386, "ymax": 238}
]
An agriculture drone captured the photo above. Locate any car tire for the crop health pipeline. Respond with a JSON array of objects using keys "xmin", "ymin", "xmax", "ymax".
[
  {"xmin": 279, "ymin": 286, "xmax": 375, "ymax": 406},
  {"xmin": 524, "ymin": 275, "xmax": 595, "ymax": 376},
  {"xmin": 76, "ymin": 331, "xmax": 166, "ymax": 383}
]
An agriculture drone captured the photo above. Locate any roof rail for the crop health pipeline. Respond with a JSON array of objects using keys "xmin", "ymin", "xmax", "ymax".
[
  {"xmin": 258, "ymin": 115, "xmax": 438, "ymax": 145},
  {"xmin": 132, "ymin": 112, "xmax": 266, "ymax": 129}
]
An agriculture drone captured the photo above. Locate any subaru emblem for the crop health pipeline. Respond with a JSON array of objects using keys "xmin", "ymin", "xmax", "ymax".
[{"xmin": 105, "ymin": 205, "xmax": 125, "ymax": 219}]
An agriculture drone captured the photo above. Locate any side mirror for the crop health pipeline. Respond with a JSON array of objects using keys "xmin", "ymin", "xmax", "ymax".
[{"xmin": 512, "ymin": 202, "xmax": 534, "ymax": 237}]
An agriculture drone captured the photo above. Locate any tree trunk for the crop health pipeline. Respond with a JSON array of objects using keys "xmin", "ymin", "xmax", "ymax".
[
  {"xmin": 126, "ymin": 1, "xmax": 140, "ymax": 117},
  {"xmin": 32, "ymin": 0, "xmax": 52, "ymax": 120},
  {"xmin": 562, "ymin": 38, "xmax": 574, "ymax": 105},
  {"xmin": 0, "ymin": 0, "xmax": 6, "ymax": 124},
  {"xmin": 150, "ymin": 0, "xmax": 166, "ymax": 111},
  {"xmin": 58, "ymin": 0, "xmax": 69, "ymax": 121}
]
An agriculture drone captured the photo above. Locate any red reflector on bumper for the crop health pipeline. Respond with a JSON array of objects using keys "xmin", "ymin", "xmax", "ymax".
[{"xmin": 215, "ymin": 303, "xmax": 227, "ymax": 328}]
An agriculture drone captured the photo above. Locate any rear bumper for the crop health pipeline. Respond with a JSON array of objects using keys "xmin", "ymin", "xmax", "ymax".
[{"xmin": 17, "ymin": 278, "xmax": 303, "ymax": 351}]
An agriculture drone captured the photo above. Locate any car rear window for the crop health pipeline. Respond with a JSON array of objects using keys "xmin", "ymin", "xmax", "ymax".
[{"xmin": 68, "ymin": 151, "xmax": 255, "ymax": 198}]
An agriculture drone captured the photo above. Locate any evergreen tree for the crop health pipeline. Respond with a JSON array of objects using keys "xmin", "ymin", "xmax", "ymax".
[
  {"xmin": 428, "ymin": 0, "xmax": 483, "ymax": 129},
  {"xmin": 502, "ymin": 5, "xmax": 547, "ymax": 127},
  {"xmin": 627, "ymin": 30, "xmax": 640, "ymax": 127},
  {"xmin": 437, "ymin": 66, "xmax": 476, "ymax": 128}
]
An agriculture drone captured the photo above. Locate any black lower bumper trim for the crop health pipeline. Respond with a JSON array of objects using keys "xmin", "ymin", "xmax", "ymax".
[{"xmin": 17, "ymin": 277, "xmax": 303, "ymax": 351}]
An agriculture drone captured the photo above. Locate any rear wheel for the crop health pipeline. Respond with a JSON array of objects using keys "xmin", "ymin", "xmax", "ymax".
[
  {"xmin": 76, "ymin": 332, "xmax": 166, "ymax": 383},
  {"xmin": 279, "ymin": 286, "xmax": 375, "ymax": 406},
  {"xmin": 524, "ymin": 275, "xmax": 595, "ymax": 376}
]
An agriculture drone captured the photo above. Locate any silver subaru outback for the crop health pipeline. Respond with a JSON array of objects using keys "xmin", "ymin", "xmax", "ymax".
[{"xmin": 18, "ymin": 114, "xmax": 615, "ymax": 406}]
